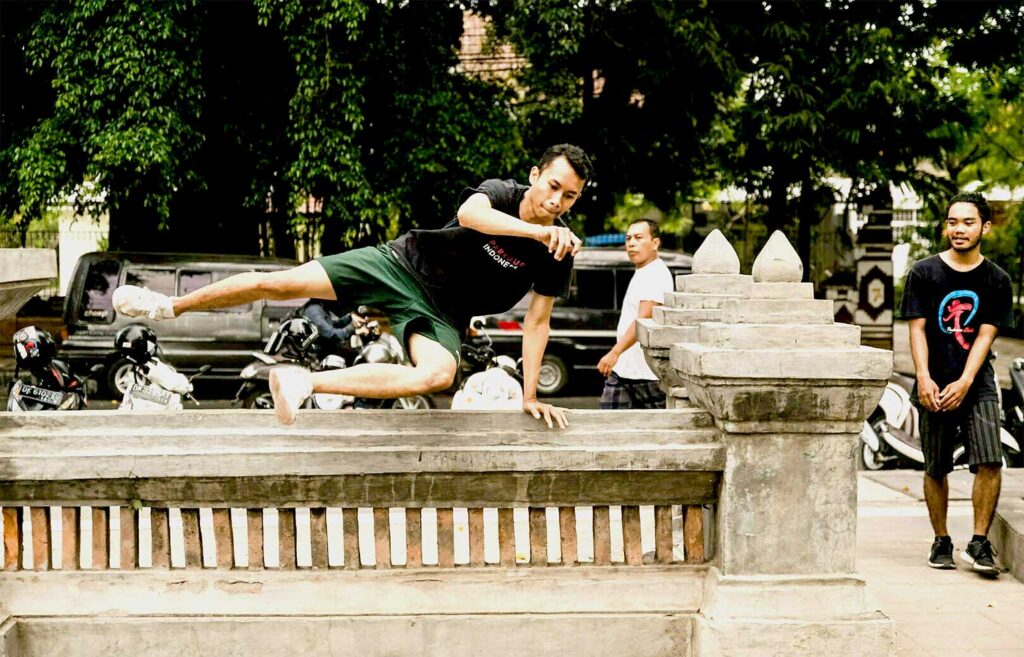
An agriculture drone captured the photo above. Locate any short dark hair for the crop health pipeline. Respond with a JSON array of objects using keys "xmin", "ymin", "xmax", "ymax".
[
  {"xmin": 538, "ymin": 144, "xmax": 594, "ymax": 184},
  {"xmin": 946, "ymin": 192, "xmax": 992, "ymax": 223},
  {"xmin": 628, "ymin": 218, "xmax": 661, "ymax": 240}
]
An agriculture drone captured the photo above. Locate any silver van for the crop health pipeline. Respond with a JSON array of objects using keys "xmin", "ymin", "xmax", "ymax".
[{"xmin": 61, "ymin": 252, "xmax": 304, "ymax": 395}]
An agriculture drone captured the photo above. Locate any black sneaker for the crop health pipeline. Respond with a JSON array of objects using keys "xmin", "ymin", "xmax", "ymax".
[
  {"xmin": 960, "ymin": 538, "xmax": 999, "ymax": 576},
  {"xmin": 928, "ymin": 537, "xmax": 955, "ymax": 569}
]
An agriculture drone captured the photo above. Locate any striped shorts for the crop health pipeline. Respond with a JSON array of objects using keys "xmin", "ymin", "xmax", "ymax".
[
  {"xmin": 600, "ymin": 372, "xmax": 666, "ymax": 410},
  {"xmin": 919, "ymin": 399, "xmax": 1002, "ymax": 479}
]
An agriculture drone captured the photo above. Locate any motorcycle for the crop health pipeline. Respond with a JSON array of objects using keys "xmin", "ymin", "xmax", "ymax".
[
  {"xmin": 235, "ymin": 305, "xmax": 434, "ymax": 411},
  {"xmin": 1005, "ymin": 357, "xmax": 1024, "ymax": 465},
  {"xmin": 451, "ymin": 318, "xmax": 524, "ymax": 410},
  {"xmin": 112, "ymin": 325, "xmax": 212, "ymax": 411},
  {"xmin": 7, "ymin": 325, "xmax": 103, "ymax": 411},
  {"xmin": 861, "ymin": 369, "xmax": 1021, "ymax": 470}
]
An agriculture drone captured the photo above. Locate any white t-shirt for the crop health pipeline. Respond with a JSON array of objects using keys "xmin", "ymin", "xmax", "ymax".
[{"xmin": 613, "ymin": 257, "xmax": 674, "ymax": 380}]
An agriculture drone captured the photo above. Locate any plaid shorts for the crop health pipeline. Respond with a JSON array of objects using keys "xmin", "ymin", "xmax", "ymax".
[
  {"xmin": 919, "ymin": 399, "xmax": 1003, "ymax": 478},
  {"xmin": 600, "ymin": 372, "xmax": 666, "ymax": 409}
]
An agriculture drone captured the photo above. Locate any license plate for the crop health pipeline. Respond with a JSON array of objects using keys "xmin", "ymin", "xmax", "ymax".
[
  {"xmin": 130, "ymin": 384, "xmax": 173, "ymax": 406},
  {"xmin": 19, "ymin": 384, "xmax": 63, "ymax": 407}
]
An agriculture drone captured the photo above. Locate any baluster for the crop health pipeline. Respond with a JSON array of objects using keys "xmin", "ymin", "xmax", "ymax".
[
  {"xmin": 120, "ymin": 507, "xmax": 138, "ymax": 570},
  {"xmin": 181, "ymin": 509, "xmax": 202, "ymax": 569},
  {"xmin": 278, "ymin": 508, "xmax": 296, "ymax": 569},
  {"xmin": 436, "ymin": 508, "xmax": 454, "ymax": 568},
  {"xmin": 151, "ymin": 509, "xmax": 170, "ymax": 569},
  {"xmin": 31, "ymin": 507, "xmax": 50, "ymax": 571},
  {"xmin": 342, "ymin": 508, "xmax": 359, "ymax": 569},
  {"xmin": 592, "ymin": 506, "xmax": 611, "ymax": 565},
  {"xmin": 62, "ymin": 507, "xmax": 79, "ymax": 570},
  {"xmin": 405, "ymin": 508, "xmax": 422, "ymax": 568},
  {"xmin": 246, "ymin": 509, "xmax": 263, "ymax": 569},
  {"xmin": 468, "ymin": 508, "xmax": 485, "ymax": 567},
  {"xmin": 558, "ymin": 507, "xmax": 577, "ymax": 566},
  {"xmin": 684, "ymin": 505, "xmax": 705, "ymax": 563},
  {"xmin": 373, "ymin": 508, "xmax": 391, "ymax": 569},
  {"xmin": 310, "ymin": 508, "xmax": 328, "ymax": 569},
  {"xmin": 622, "ymin": 506, "xmax": 643, "ymax": 565},
  {"xmin": 529, "ymin": 508, "xmax": 546, "ymax": 566},
  {"xmin": 213, "ymin": 509, "xmax": 233, "ymax": 569},
  {"xmin": 654, "ymin": 505, "xmax": 673, "ymax": 564},
  {"xmin": 92, "ymin": 507, "xmax": 109, "ymax": 569}
]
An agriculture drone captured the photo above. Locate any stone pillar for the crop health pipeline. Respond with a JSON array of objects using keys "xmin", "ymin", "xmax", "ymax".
[
  {"xmin": 637, "ymin": 230, "xmax": 751, "ymax": 408},
  {"xmin": 0, "ymin": 249, "xmax": 58, "ymax": 319},
  {"xmin": 673, "ymin": 231, "xmax": 896, "ymax": 656}
]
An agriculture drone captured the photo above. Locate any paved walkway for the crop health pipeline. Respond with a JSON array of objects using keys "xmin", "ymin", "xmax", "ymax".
[{"xmin": 858, "ymin": 470, "xmax": 1024, "ymax": 656}]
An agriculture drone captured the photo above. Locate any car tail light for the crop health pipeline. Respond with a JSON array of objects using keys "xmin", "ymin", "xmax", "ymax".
[{"xmin": 497, "ymin": 320, "xmax": 522, "ymax": 330}]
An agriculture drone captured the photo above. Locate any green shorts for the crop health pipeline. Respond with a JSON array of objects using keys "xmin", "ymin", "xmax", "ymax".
[{"xmin": 317, "ymin": 246, "xmax": 461, "ymax": 363}]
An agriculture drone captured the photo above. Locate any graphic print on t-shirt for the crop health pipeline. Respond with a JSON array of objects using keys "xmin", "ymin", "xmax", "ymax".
[
  {"xmin": 482, "ymin": 240, "xmax": 526, "ymax": 270},
  {"xmin": 938, "ymin": 290, "xmax": 978, "ymax": 350}
]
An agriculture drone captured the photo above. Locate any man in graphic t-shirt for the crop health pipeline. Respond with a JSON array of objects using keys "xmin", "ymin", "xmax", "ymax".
[
  {"xmin": 598, "ymin": 219, "xmax": 674, "ymax": 409},
  {"xmin": 111, "ymin": 144, "xmax": 594, "ymax": 428},
  {"xmin": 899, "ymin": 192, "xmax": 1014, "ymax": 576}
]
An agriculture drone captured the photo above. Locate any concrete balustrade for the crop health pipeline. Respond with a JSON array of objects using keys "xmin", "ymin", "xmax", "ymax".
[{"xmin": 0, "ymin": 232, "xmax": 894, "ymax": 656}]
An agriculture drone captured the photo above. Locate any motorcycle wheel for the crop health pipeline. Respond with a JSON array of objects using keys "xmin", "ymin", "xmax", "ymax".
[
  {"xmin": 243, "ymin": 389, "xmax": 275, "ymax": 410},
  {"xmin": 392, "ymin": 395, "xmax": 435, "ymax": 410},
  {"xmin": 106, "ymin": 358, "xmax": 136, "ymax": 398},
  {"xmin": 861, "ymin": 443, "xmax": 887, "ymax": 471}
]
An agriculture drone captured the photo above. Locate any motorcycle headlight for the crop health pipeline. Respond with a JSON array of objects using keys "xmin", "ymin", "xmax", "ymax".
[{"xmin": 240, "ymin": 364, "xmax": 258, "ymax": 379}]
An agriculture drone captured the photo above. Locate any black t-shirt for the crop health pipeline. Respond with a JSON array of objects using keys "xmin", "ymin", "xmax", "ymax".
[
  {"xmin": 898, "ymin": 254, "xmax": 1013, "ymax": 401},
  {"xmin": 387, "ymin": 178, "xmax": 574, "ymax": 327}
]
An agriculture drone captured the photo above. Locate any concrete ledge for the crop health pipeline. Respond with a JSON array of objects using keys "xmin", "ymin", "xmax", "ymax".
[
  {"xmin": 637, "ymin": 319, "xmax": 698, "ymax": 349},
  {"xmin": 676, "ymin": 274, "xmax": 751, "ymax": 295},
  {"xmin": 664, "ymin": 292, "xmax": 742, "ymax": 310},
  {"xmin": 654, "ymin": 306, "xmax": 723, "ymax": 325},
  {"xmin": 11, "ymin": 614, "xmax": 694, "ymax": 657},
  {"xmin": 990, "ymin": 500, "xmax": 1024, "ymax": 583},
  {"xmin": 697, "ymin": 322, "xmax": 861, "ymax": 349},
  {"xmin": 695, "ymin": 612, "xmax": 894, "ymax": 657},
  {"xmin": 0, "ymin": 567, "xmax": 706, "ymax": 616},
  {"xmin": 721, "ymin": 298, "xmax": 835, "ymax": 325},
  {"xmin": 671, "ymin": 344, "xmax": 894, "ymax": 381}
]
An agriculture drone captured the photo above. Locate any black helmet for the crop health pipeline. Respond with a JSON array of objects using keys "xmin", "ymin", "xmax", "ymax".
[
  {"xmin": 114, "ymin": 325, "xmax": 158, "ymax": 364},
  {"xmin": 272, "ymin": 317, "xmax": 319, "ymax": 357},
  {"xmin": 13, "ymin": 326, "xmax": 56, "ymax": 370}
]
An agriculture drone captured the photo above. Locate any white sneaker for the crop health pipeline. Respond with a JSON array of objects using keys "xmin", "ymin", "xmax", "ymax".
[
  {"xmin": 269, "ymin": 367, "xmax": 312, "ymax": 425},
  {"xmin": 112, "ymin": 285, "xmax": 176, "ymax": 320}
]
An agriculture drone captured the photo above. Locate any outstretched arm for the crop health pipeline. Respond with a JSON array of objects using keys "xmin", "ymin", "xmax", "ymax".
[
  {"xmin": 458, "ymin": 193, "xmax": 581, "ymax": 260},
  {"xmin": 521, "ymin": 292, "xmax": 569, "ymax": 428}
]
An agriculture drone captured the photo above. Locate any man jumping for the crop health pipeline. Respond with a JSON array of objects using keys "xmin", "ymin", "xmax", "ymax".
[{"xmin": 112, "ymin": 144, "xmax": 594, "ymax": 427}]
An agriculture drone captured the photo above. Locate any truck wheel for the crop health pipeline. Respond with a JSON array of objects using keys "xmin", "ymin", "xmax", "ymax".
[{"xmin": 537, "ymin": 354, "xmax": 569, "ymax": 396}]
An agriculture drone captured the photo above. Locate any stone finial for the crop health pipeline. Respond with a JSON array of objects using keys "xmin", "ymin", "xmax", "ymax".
[
  {"xmin": 691, "ymin": 229, "xmax": 741, "ymax": 275},
  {"xmin": 751, "ymin": 231, "xmax": 802, "ymax": 283}
]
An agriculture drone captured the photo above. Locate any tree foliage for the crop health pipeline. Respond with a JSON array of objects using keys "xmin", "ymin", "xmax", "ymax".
[{"xmin": 1, "ymin": 0, "xmax": 1021, "ymax": 269}]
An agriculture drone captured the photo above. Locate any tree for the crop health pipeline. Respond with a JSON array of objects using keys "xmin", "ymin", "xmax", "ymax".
[{"xmin": 472, "ymin": 0, "xmax": 745, "ymax": 237}]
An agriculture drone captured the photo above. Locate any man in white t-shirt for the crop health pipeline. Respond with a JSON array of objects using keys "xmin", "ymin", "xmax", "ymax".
[{"xmin": 597, "ymin": 219, "xmax": 674, "ymax": 409}]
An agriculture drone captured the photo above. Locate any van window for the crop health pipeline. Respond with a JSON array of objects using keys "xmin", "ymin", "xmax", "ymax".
[
  {"xmin": 179, "ymin": 270, "xmax": 252, "ymax": 312},
  {"xmin": 79, "ymin": 259, "xmax": 121, "ymax": 323},
  {"xmin": 565, "ymin": 268, "xmax": 615, "ymax": 310},
  {"xmin": 124, "ymin": 267, "xmax": 176, "ymax": 296}
]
